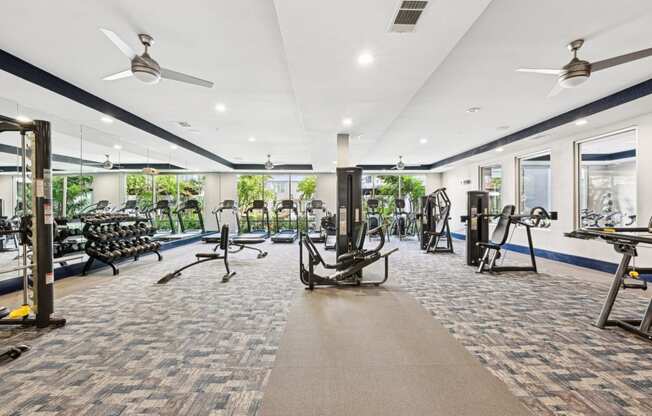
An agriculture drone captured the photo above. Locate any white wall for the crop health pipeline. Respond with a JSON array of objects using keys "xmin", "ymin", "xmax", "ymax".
[
  {"xmin": 0, "ymin": 176, "xmax": 14, "ymax": 216},
  {"xmin": 92, "ymin": 173, "xmax": 123, "ymax": 207},
  {"xmin": 203, "ymin": 173, "xmax": 238, "ymax": 231},
  {"xmin": 315, "ymin": 173, "xmax": 337, "ymax": 213},
  {"xmin": 425, "ymin": 173, "xmax": 442, "ymax": 192},
  {"xmin": 442, "ymin": 113, "xmax": 652, "ymax": 266}
]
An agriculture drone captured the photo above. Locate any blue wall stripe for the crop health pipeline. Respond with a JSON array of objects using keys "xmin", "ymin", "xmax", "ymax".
[{"xmin": 449, "ymin": 231, "xmax": 645, "ymax": 280}]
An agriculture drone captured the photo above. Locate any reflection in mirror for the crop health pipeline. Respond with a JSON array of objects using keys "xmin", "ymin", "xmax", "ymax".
[
  {"xmin": 480, "ymin": 165, "xmax": 502, "ymax": 215},
  {"xmin": 518, "ymin": 153, "xmax": 551, "ymax": 214},
  {"xmin": 578, "ymin": 129, "xmax": 637, "ymax": 227}
]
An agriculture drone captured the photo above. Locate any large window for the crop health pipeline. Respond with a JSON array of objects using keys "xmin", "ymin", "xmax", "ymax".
[
  {"xmin": 518, "ymin": 153, "xmax": 551, "ymax": 214},
  {"xmin": 480, "ymin": 166, "xmax": 502, "ymax": 215},
  {"xmin": 126, "ymin": 174, "xmax": 154, "ymax": 210},
  {"xmin": 50, "ymin": 175, "xmax": 93, "ymax": 217},
  {"xmin": 577, "ymin": 129, "xmax": 636, "ymax": 227}
]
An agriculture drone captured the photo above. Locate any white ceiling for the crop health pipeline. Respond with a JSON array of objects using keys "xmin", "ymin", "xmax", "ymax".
[{"xmin": 0, "ymin": 0, "xmax": 652, "ymax": 171}]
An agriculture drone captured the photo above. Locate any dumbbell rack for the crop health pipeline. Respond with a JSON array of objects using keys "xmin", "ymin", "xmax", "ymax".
[{"xmin": 81, "ymin": 215, "xmax": 162, "ymax": 276}]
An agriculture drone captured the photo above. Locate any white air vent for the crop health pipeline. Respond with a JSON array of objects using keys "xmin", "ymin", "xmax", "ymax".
[
  {"xmin": 389, "ymin": 0, "xmax": 428, "ymax": 33},
  {"xmin": 177, "ymin": 121, "xmax": 191, "ymax": 128}
]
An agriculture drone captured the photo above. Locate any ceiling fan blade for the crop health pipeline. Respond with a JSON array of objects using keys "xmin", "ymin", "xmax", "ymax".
[
  {"xmin": 160, "ymin": 68, "xmax": 214, "ymax": 88},
  {"xmin": 516, "ymin": 68, "xmax": 562, "ymax": 75},
  {"xmin": 100, "ymin": 28, "xmax": 137, "ymax": 60},
  {"xmin": 547, "ymin": 81, "xmax": 564, "ymax": 98},
  {"xmin": 591, "ymin": 47, "xmax": 652, "ymax": 72},
  {"xmin": 103, "ymin": 69, "xmax": 133, "ymax": 81}
]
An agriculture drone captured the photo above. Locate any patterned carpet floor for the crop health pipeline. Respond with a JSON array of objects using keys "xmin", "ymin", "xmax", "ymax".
[
  {"xmin": 0, "ymin": 243, "xmax": 298, "ymax": 416},
  {"xmin": 394, "ymin": 240, "xmax": 652, "ymax": 416},
  {"xmin": 1, "ymin": 238, "xmax": 652, "ymax": 415}
]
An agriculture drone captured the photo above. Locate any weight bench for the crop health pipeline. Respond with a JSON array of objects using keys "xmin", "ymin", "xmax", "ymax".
[
  {"xmin": 476, "ymin": 205, "xmax": 538, "ymax": 273},
  {"xmin": 157, "ymin": 224, "xmax": 236, "ymax": 284},
  {"xmin": 299, "ymin": 222, "xmax": 398, "ymax": 290}
]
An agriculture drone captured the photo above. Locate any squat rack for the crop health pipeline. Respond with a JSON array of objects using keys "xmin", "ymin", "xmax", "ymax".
[{"xmin": 0, "ymin": 115, "xmax": 65, "ymax": 328}]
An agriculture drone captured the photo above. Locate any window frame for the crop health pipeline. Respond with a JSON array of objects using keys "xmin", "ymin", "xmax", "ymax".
[
  {"xmin": 515, "ymin": 150, "xmax": 552, "ymax": 215},
  {"xmin": 478, "ymin": 164, "xmax": 503, "ymax": 215},
  {"xmin": 573, "ymin": 126, "xmax": 638, "ymax": 229}
]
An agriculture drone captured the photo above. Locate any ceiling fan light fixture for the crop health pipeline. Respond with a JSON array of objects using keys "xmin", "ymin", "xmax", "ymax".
[
  {"xmin": 264, "ymin": 154, "xmax": 274, "ymax": 170},
  {"xmin": 559, "ymin": 72, "xmax": 589, "ymax": 88},
  {"xmin": 132, "ymin": 67, "xmax": 161, "ymax": 84},
  {"xmin": 396, "ymin": 156, "xmax": 405, "ymax": 170},
  {"xmin": 102, "ymin": 154, "xmax": 114, "ymax": 170}
]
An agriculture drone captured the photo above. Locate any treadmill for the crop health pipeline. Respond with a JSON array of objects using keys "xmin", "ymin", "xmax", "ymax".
[
  {"xmin": 202, "ymin": 200, "xmax": 239, "ymax": 244},
  {"xmin": 272, "ymin": 200, "xmax": 299, "ymax": 243},
  {"xmin": 305, "ymin": 199, "xmax": 326, "ymax": 243},
  {"xmin": 243, "ymin": 200, "xmax": 271, "ymax": 239},
  {"xmin": 146, "ymin": 199, "xmax": 179, "ymax": 240},
  {"xmin": 176, "ymin": 199, "xmax": 205, "ymax": 234}
]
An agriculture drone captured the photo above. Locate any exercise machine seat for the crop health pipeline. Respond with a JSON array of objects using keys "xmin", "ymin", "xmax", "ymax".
[{"xmin": 477, "ymin": 205, "xmax": 514, "ymax": 249}]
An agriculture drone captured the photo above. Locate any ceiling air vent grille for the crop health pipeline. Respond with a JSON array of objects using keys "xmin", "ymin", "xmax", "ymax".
[{"xmin": 390, "ymin": 1, "xmax": 428, "ymax": 33}]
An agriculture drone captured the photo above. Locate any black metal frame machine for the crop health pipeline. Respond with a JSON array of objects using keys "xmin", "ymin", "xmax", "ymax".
[
  {"xmin": 305, "ymin": 199, "xmax": 327, "ymax": 243},
  {"xmin": 0, "ymin": 116, "xmax": 66, "ymax": 345},
  {"xmin": 146, "ymin": 199, "xmax": 177, "ymax": 236},
  {"xmin": 244, "ymin": 200, "xmax": 271, "ymax": 239},
  {"xmin": 118, "ymin": 199, "xmax": 139, "ymax": 214},
  {"xmin": 421, "ymin": 188, "xmax": 453, "ymax": 254},
  {"xmin": 365, "ymin": 198, "xmax": 388, "ymax": 241},
  {"xmin": 390, "ymin": 198, "xmax": 409, "ymax": 239},
  {"xmin": 463, "ymin": 191, "xmax": 557, "ymax": 273},
  {"xmin": 565, "ymin": 221, "xmax": 652, "ymax": 341},
  {"xmin": 299, "ymin": 167, "xmax": 398, "ymax": 289},
  {"xmin": 176, "ymin": 199, "xmax": 205, "ymax": 234},
  {"xmin": 203, "ymin": 200, "xmax": 239, "ymax": 244},
  {"xmin": 272, "ymin": 200, "xmax": 299, "ymax": 243},
  {"xmin": 322, "ymin": 212, "xmax": 337, "ymax": 250}
]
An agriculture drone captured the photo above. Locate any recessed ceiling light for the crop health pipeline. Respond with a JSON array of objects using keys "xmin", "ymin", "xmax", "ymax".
[
  {"xmin": 170, "ymin": 144, "xmax": 178, "ymax": 150},
  {"xmin": 248, "ymin": 137, "xmax": 256, "ymax": 142},
  {"xmin": 419, "ymin": 138, "xmax": 428, "ymax": 144},
  {"xmin": 15, "ymin": 115, "xmax": 32, "ymax": 123},
  {"xmin": 495, "ymin": 147, "xmax": 504, "ymax": 152},
  {"xmin": 357, "ymin": 52, "xmax": 374, "ymax": 66},
  {"xmin": 575, "ymin": 118, "xmax": 588, "ymax": 126},
  {"xmin": 466, "ymin": 107, "xmax": 481, "ymax": 113},
  {"xmin": 113, "ymin": 144, "xmax": 122, "ymax": 150},
  {"xmin": 215, "ymin": 103, "xmax": 226, "ymax": 113},
  {"xmin": 101, "ymin": 116, "xmax": 114, "ymax": 124},
  {"xmin": 332, "ymin": 161, "xmax": 337, "ymax": 164},
  {"xmin": 342, "ymin": 117, "xmax": 353, "ymax": 126}
]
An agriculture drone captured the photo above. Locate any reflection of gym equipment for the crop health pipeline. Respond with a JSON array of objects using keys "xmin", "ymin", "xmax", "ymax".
[
  {"xmin": 244, "ymin": 200, "xmax": 271, "ymax": 239},
  {"xmin": 565, "ymin": 220, "xmax": 652, "ymax": 341},
  {"xmin": 299, "ymin": 167, "xmax": 398, "ymax": 290},
  {"xmin": 118, "ymin": 199, "xmax": 139, "ymax": 213},
  {"xmin": 463, "ymin": 192, "xmax": 557, "ymax": 273},
  {"xmin": 79, "ymin": 200, "xmax": 110, "ymax": 216},
  {"xmin": 146, "ymin": 199, "xmax": 177, "ymax": 236},
  {"xmin": 272, "ymin": 200, "xmax": 299, "ymax": 243},
  {"xmin": 0, "ymin": 217, "xmax": 19, "ymax": 252},
  {"xmin": 421, "ymin": 188, "xmax": 453, "ymax": 254},
  {"xmin": 158, "ymin": 224, "xmax": 267, "ymax": 284},
  {"xmin": 176, "ymin": 199, "xmax": 205, "ymax": 234},
  {"xmin": 305, "ymin": 200, "xmax": 327, "ymax": 243},
  {"xmin": 389, "ymin": 199, "xmax": 408, "ymax": 239},
  {"xmin": 322, "ymin": 213, "xmax": 337, "ymax": 250},
  {"xmin": 203, "ymin": 200, "xmax": 238, "ymax": 244},
  {"xmin": 365, "ymin": 198, "xmax": 388, "ymax": 241}
]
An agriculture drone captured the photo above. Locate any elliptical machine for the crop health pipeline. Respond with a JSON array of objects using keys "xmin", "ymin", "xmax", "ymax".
[{"xmin": 421, "ymin": 188, "xmax": 453, "ymax": 253}]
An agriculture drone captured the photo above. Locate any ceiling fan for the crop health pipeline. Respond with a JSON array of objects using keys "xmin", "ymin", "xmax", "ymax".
[
  {"xmin": 100, "ymin": 28, "xmax": 213, "ymax": 88},
  {"xmin": 517, "ymin": 39, "xmax": 652, "ymax": 96}
]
